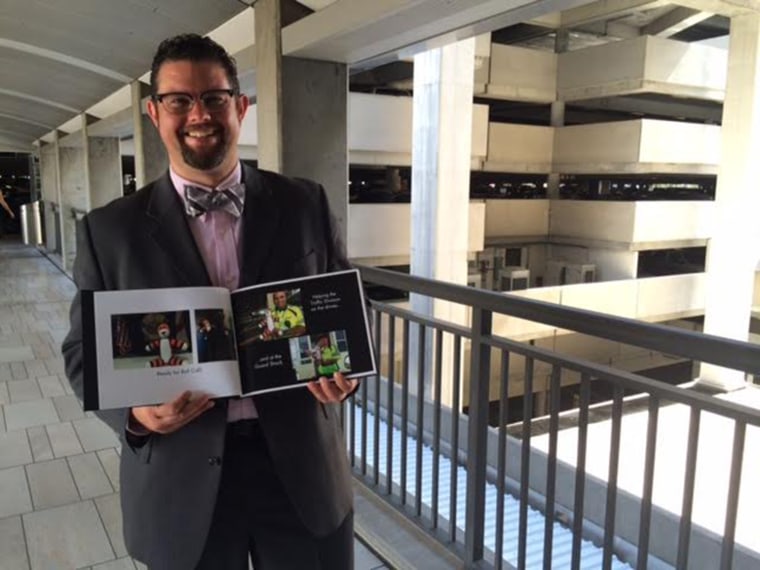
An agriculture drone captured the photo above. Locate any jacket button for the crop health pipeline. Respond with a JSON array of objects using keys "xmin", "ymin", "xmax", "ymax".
[{"xmin": 208, "ymin": 456, "xmax": 222, "ymax": 466}]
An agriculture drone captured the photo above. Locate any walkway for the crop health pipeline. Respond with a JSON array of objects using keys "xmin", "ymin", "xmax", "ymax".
[{"xmin": 0, "ymin": 238, "xmax": 386, "ymax": 570}]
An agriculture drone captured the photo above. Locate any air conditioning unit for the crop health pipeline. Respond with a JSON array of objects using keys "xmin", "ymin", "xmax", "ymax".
[
  {"xmin": 498, "ymin": 267, "xmax": 530, "ymax": 291},
  {"xmin": 467, "ymin": 272, "xmax": 482, "ymax": 289},
  {"xmin": 545, "ymin": 260, "xmax": 567, "ymax": 285},
  {"xmin": 565, "ymin": 263, "xmax": 596, "ymax": 284}
]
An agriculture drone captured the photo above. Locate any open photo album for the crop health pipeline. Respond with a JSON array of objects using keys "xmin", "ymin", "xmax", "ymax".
[{"xmin": 81, "ymin": 269, "xmax": 376, "ymax": 411}]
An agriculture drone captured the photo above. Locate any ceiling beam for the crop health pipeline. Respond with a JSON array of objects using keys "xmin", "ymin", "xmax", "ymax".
[
  {"xmin": 0, "ymin": 112, "xmax": 55, "ymax": 130},
  {"xmin": 0, "ymin": 38, "xmax": 131, "ymax": 83},
  {"xmin": 0, "ymin": 88, "xmax": 79, "ymax": 113},
  {"xmin": 671, "ymin": 0, "xmax": 760, "ymax": 17},
  {"xmin": 642, "ymin": 6, "xmax": 713, "ymax": 36},
  {"xmin": 558, "ymin": 0, "xmax": 670, "ymax": 27}
]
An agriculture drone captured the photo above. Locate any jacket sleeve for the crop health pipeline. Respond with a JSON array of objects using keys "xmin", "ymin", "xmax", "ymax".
[{"xmin": 61, "ymin": 216, "xmax": 129, "ymax": 436}]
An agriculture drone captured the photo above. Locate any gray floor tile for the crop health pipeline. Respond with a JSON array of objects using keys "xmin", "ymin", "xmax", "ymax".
[
  {"xmin": 53, "ymin": 394, "xmax": 86, "ymax": 422},
  {"xmin": 46, "ymin": 421, "xmax": 84, "ymax": 457},
  {"xmin": 92, "ymin": 558, "xmax": 135, "ymax": 570},
  {"xmin": 26, "ymin": 458, "xmax": 80, "ymax": 510},
  {"xmin": 0, "ymin": 516, "xmax": 30, "ymax": 570},
  {"xmin": 24, "ymin": 360, "xmax": 50, "ymax": 380},
  {"xmin": 10, "ymin": 361, "xmax": 28, "ymax": 380},
  {"xmin": 0, "ymin": 363, "xmax": 11, "ymax": 382},
  {"xmin": 95, "ymin": 494, "xmax": 127, "ymax": 558},
  {"xmin": 0, "ymin": 466, "xmax": 33, "ymax": 518},
  {"xmin": 8, "ymin": 380, "xmax": 43, "ymax": 403},
  {"xmin": 23, "ymin": 500, "xmax": 115, "ymax": 569},
  {"xmin": 37, "ymin": 375, "xmax": 65, "ymax": 398},
  {"xmin": 69, "ymin": 453, "xmax": 113, "ymax": 499},
  {"xmin": 73, "ymin": 418, "xmax": 119, "ymax": 452},
  {"xmin": 97, "ymin": 449, "xmax": 120, "ymax": 492},
  {"xmin": 4, "ymin": 400, "xmax": 59, "ymax": 431},
  {"xmin": 0, "ymin": 429, "xmax": 33, "ymax": 469},
  {"xmin": 0, "ymin": 406, "xmax": 5, "ymax": 433},
  {"xmin": 27, "ymin": 426, "xmax": 54, "ymax": 462},
  {"xmin": 0, "ymin": 347, "xmax": 34, "ymax": 364},
  {"xmin": 0, "ymin": 381, "xmax": 9, "ymax": 404}
]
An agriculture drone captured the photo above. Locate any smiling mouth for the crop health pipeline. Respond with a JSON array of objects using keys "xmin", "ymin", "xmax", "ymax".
[{"xmin": 183, "ymin": 127, "xmax": 220, "ymax": 139}]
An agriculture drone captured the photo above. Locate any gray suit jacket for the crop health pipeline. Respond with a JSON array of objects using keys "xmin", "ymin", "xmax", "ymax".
[{"xmin": 62, "ymin": 164, "xmax": 354, "ymax": 570}]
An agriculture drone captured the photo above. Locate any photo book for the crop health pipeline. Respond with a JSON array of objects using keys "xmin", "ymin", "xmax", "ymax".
[{"xmin": 81, "ymin": 269, "xmax": 376, "ymax": 411}]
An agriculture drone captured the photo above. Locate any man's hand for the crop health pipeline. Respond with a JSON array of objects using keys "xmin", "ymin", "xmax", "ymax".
[
  {"xmin": 307, "ymin": 371, "xmax": 358, "ymax": 404},
  {"xmin": 130, "ymin": 391, "xmax": 214, "ymax": 435}
]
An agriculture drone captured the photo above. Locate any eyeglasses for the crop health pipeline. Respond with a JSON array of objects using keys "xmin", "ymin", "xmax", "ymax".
[{"xmin": 153, "ymin": 89, "xmax": 237, "ymax": 115}]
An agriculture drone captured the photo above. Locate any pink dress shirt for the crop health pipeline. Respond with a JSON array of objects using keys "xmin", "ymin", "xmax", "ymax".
[{"xmin": 170, "ymin": 164, "xmax": 257, "ymax": 421}]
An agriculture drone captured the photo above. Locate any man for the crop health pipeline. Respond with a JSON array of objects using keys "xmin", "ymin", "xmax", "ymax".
[
  {"xmin": 313, "ymin": 334, "xmax": 341, "ymax": 377},
  {"xmin": 62, "ymin": 34, "xmax": 357, "ymax": 570},
  {"xmin": 197, "ymin": 315, "xmax": 233, "ymax": 362},
  {"xmin": 268, "ymin": 290, "xmax": 305, "ymax": 338}
]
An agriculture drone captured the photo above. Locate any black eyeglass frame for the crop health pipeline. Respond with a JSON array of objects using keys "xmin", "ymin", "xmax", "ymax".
[{"xmin": 152, "ymin": 89, "xmax": 239, "ymax": 114}]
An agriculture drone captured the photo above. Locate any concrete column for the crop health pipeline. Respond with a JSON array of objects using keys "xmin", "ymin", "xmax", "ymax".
[
  {"xmin": 547, "ymin": 29, "xmax": 569, "ymax": 200},
  {"xmin": 699, "ymin": 13, "xmax": 760, "ymax": 391},
  {"xmin": 86, "ymin": 131, "xmax": 122, "ymax": 209},
  {"xmin": 59, "ymin": 121, "xmax": 89, "ymax": 272},
  {"xmin": 410, "ymin": 39, "xmax": 476, "ymax": 402},
  {"xmin": 38, "ymin": 140, "xmax": 60, "ymax": 254},
  {"xmin": 52, "ymin": 132, "xmax": 65, "ymax": 261},
  {"xmin": 255, "ymin": 0, "xmax": 284, "ymax": 174},
  {"xmin": 255, "ymin": 0, "xmax": 349, "ymax": 239},
  {"xmin": 131, "ymin": 80, "xmax": 167, "ymax": 188}
]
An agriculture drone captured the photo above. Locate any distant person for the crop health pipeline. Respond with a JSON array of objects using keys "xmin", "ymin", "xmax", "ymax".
[{"xmin": 0, "ymin": 189, "xmax": 15, "ymax": 237}]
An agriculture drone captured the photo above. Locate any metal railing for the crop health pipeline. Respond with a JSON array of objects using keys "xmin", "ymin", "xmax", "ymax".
[{"xmin": 346, "ymin": 265, "xmax": 760, "ymax": 570}]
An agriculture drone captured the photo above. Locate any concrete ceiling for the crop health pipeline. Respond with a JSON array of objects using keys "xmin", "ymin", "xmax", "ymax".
[
  {"xmin": 0, "ymin": 0, "xmax": 248, "ymax": 152},
  {"xmin": 0, "ymin": 0, "xmax": 741, "ymax": 153}
]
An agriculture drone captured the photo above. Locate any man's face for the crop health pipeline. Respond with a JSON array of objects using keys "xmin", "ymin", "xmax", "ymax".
[
  {"xmin": 273, "ymin": 292, "xmax": 287, "ymax": 309},
  {"xmin": 147, "ymin": 59, "xmax": 249, "ymax": 183}
]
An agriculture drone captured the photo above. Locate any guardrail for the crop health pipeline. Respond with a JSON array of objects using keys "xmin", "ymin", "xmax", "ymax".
[{"xmin": 346, "ymin": 265, "xmax": 760, "ymax": 570}]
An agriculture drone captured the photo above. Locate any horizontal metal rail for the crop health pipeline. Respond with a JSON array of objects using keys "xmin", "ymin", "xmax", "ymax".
[{"xmin": 358, "ymin": 264, "xmax": 760, "ymax": 375}]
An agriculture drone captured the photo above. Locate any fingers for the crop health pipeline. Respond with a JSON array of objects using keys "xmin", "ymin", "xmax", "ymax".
[
  {"xmin": 132, "ymin": 393, "xmax": 214, "ymax": 434},
  {"xmin": 307, "ymin": 373, "xmax": 358, "ymax": 404}
]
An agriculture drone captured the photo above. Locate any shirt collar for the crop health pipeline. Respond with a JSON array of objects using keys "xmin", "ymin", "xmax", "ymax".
[{"xmin": 169, "ymin": 162, "xmax": 242, "ymax": 200}]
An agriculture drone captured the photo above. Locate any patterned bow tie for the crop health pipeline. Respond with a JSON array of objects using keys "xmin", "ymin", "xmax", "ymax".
[{"xmin": 184, "ymin": 183, "xmax": 245, "ymax": 218}]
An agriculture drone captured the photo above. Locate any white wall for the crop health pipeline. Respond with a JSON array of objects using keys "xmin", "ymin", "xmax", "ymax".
[
  {"xmin": 486, "ymin": 44, "xmax": 557, "ymax": 102},
  {"xmin": 492, "ymin": 272, "xmax": 707, "ymax": 341},
  {"xmin": 484, "ymin": 199, "xmax": 549, "ymax": 238},
  {"xmin": 558, "ymin": 35, "xmax": 727, "ymax": 101},
  {"xmin": 644, "ymin": 36, "xmax": 727, "ymax": 98},
  {"xmin": 632, "ymin": 201, "xmax": 714, "ymax": 243},
  {"xmin": 558, "ymin": 36, "xmax": 647, "ymax": 99},
  {"xmin": 348, "ymin": 201, "xmax": 485, "ymax": 261},
  {"xmin": 553, "ymin": 121, "xmax": 642, "ymax": 167},
  {"xmin": 550, "ymin": 201, "xmax": 636, "ymax": 242},
  {"xmin": 485, "ymin": 123, "xmax": 553, "ymax": 172},
  {"xmin": 238, "ymin": 95, "xmax": 489, "ymax": 165},
  {"xmin": 638, "ymin": 120, "xmax": 720, "ymax": 164},
  {"xmin": 588, "ymin": 249, "xmax": 638, "ymax": 281}
]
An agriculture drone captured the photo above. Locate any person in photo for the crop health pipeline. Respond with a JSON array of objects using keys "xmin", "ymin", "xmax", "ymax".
[{"xmin": 62, "ymin": 34, "xmax": 358, "ymax": 570}]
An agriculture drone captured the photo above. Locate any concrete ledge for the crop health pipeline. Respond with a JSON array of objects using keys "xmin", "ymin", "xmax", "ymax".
[{"xmin": 353, "ymin": 479, "xmax": 464, "ymax": 570}]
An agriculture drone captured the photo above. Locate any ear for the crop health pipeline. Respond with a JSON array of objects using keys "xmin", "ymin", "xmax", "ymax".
[
  {"xmin": 236, "ymin": 94, "xmax": 250, "ymax": 121},
  {"xmin": 146, "ymin": 99, "xmax": 160, "ymax": 128}
]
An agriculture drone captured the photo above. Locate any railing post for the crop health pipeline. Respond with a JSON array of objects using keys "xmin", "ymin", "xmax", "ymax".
[{"xmin": 464, "ymin": 307, "xmax": 492, "ymax": 565}]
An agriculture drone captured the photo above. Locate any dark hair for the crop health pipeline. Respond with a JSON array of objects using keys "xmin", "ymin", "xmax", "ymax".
[{"xmin": 150, "ymin": 34, "xmax": 240, "ymax": 97}]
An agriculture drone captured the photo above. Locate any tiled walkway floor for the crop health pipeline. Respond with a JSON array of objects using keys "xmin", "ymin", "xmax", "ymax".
[{"xmin": 0, "ymin": 238, "xmax": 386, "ymax": 570}]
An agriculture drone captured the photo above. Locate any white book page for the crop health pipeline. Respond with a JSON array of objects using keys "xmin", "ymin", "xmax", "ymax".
[{"xmin": 93, "ymin": 287, "xmax": 241, "ymax": 409}]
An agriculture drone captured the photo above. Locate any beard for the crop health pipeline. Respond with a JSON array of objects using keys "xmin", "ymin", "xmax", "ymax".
[{"xmin": 179, "ymin": 129, "xmax": 230, "ymax": 171}]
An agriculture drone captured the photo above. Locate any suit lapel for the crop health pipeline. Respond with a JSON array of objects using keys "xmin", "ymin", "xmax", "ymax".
[
  {"xmin": 145, "ymin": 173, "xmax": 211, "ymax": 286},
  {"xmin": 239, "ymin": 164, "xmax": 280, "ymax": 287}
]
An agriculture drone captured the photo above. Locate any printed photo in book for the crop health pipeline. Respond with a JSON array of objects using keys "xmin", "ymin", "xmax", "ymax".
[{"xmin": 81, "ymin": 270, "xmax": 376, "ymax": 410}]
